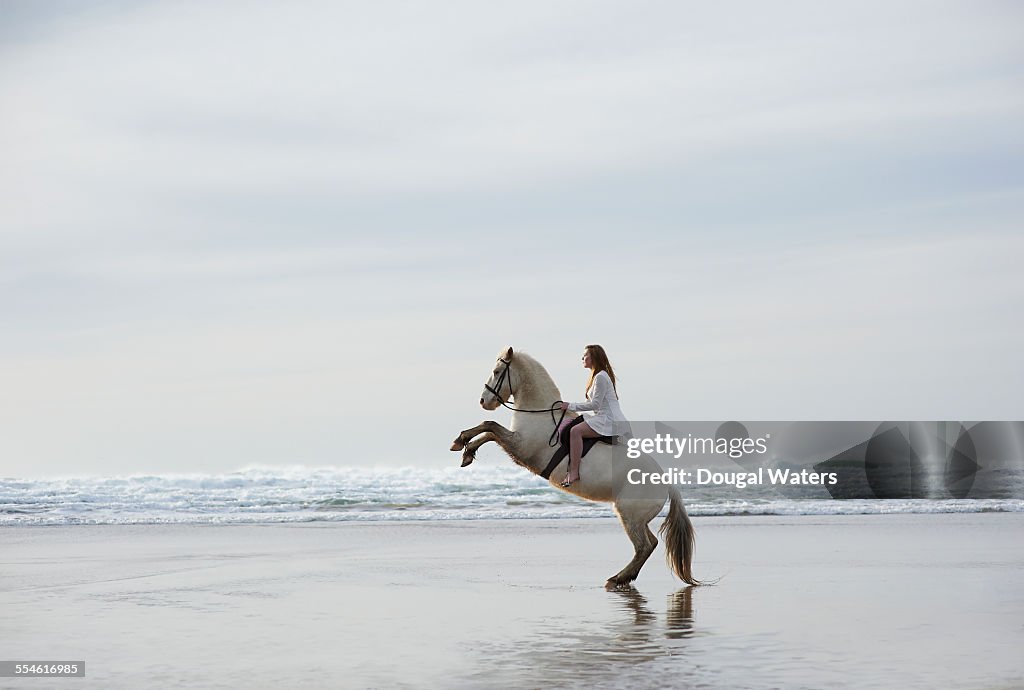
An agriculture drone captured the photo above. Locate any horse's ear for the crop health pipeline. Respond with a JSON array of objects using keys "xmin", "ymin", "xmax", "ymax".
[{"xmin": 505, "ymin": 346, "xmax": 514, "ymax": 360}]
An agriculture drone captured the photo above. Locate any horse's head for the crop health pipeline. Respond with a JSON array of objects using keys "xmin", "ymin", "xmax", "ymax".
[{"xmin": 480, "ymin": 346, "xmax": 515, "ymax": 410}]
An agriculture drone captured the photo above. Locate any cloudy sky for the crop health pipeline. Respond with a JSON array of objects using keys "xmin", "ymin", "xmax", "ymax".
[{"xmin": 1, "ymin": 0, "xmax": 1022, "ymax": 477}]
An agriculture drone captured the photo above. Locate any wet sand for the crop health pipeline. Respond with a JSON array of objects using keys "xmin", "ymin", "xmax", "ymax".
[{"xmin": 2, "ymin": 513, "xmax": 1023, "ymax": 689}]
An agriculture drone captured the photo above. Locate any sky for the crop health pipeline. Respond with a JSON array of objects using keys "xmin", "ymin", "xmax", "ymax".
[{"xmin": 1, "ymin": 0, "xmax": 1022, "ymax": 477}]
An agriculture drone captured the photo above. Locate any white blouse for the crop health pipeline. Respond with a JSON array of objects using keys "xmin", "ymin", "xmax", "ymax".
[{"xmin": 567, "ymin": 370, "xmax": 629, "ymax": 437}]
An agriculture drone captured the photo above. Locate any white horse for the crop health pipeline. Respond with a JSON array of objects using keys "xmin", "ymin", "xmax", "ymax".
[{"xmin": 451, "ymin": 346, "xmax": 701, "ymax": 587}]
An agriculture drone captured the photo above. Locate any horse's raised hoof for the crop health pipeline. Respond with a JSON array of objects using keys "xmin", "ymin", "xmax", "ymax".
[
  {"xmin": 451, "ymin": 436, "xmax": 466, "ymax": 451},
  {"xmin": 460, "ymin": 451, "xmax": 475, "ymax": 467}
]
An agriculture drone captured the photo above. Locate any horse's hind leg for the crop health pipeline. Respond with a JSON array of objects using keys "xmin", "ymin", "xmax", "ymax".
[{"xmin": 607, "ymin": 502, "xmax": 661, "ymax": 587}]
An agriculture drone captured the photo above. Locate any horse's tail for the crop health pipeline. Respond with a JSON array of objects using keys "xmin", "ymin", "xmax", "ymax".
[{"xmin": 659, "ymin": 486, "xmax": 703, "ymax": 586}]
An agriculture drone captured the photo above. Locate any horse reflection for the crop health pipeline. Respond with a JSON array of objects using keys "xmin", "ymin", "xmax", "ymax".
[
  {"xmin": 607, "ymin": 585, "xmax": 694, "ymax": 641},
  {"xmin": 463, "ymin": 586, "xmax": 697, "ymax": 688},
  {"xmin": 665, "ymin": 586, "xmax": 695, "ymax": 639}
]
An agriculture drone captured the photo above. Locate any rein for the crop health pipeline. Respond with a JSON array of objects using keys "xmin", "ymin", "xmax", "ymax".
[{"xmin": 485, "ymin": 357, "xmax": 567, "ymax": 447}]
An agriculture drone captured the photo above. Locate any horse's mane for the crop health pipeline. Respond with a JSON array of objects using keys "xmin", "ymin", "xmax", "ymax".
[{"xmin": 508, "ymin": 349, "xmax": 560, "ymax": 400}]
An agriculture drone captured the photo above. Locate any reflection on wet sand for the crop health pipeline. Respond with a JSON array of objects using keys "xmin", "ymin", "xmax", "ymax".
[
  {"xmin": 462, "ymin": 586, "xmax": 696, "ymax": 689},
  {"xmin": 665, "ymin": 587, "xmax": 695, "ymax": 640}
]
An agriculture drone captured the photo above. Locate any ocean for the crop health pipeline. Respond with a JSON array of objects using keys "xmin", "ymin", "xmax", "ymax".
[{"xmin": 3, "ymin": 465, "xmax": 1023, "ymax": 525}]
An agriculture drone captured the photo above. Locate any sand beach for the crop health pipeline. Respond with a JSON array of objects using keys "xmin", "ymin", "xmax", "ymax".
[{"xmin": 2, "ymin": 513, "xmax": 1022, "ymax": 689}]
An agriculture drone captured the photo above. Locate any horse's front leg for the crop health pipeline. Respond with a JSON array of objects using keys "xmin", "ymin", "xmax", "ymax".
[
  {"xmin": 451, "ymin": 422, "xmax": 518, "ymax": 467},
  {"xmin": 450, "ymin": 420, "xmax": 504, "ymax": 452},
  {"xmin": 460, "ymin": 432, "xmax": 499, "ymax": 466}
]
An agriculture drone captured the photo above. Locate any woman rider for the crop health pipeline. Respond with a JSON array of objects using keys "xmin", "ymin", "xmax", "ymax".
[{"xmin": 558, "ymin": 344, "xmax": 628, "ymax": 488}]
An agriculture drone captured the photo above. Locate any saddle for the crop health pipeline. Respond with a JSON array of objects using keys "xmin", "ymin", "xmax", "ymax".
[{"xmin": 539, "ymin": 423, "xmax": 617, "ymax": 480}]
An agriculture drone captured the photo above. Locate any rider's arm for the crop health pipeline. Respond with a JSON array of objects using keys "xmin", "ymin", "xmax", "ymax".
[{"xmin": 568, "ymin": 372, "xmax": 610, "ymax": 413}]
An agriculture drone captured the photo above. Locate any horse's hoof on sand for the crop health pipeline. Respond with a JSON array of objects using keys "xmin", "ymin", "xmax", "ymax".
[{"xmin": 605, "ymin": 577, "xmax": 632, "ymax": 590}]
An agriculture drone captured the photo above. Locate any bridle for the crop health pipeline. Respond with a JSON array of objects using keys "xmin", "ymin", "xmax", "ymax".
[{"xmin": 484, "ymin": 357, "xmax": 568, "ymax": 447}]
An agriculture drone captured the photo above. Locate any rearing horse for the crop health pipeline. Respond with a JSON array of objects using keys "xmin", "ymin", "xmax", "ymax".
[{"xmin": 451, "ymin": 346, "xmax": 701, "ymax": 587}]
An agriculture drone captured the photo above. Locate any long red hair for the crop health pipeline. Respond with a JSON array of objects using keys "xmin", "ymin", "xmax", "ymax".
[{"xmin": 584, "ymin": 344, "xmax": 618, "ymax": 399}]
